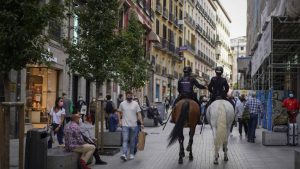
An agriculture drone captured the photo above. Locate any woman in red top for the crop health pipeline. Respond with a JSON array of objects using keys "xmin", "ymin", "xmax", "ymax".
[{"xmin": 282, "ymin": 92, "xmax": 299, "ymax": 123}]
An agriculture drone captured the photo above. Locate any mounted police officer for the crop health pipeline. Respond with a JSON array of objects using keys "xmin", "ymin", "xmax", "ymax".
[
  {"xmin": 206, "ymin": 66, "xmax": 235, "ymax": 109},
  {"xmin": 170, "ymin": 66, "xmax": 207, "ymax": 123}
]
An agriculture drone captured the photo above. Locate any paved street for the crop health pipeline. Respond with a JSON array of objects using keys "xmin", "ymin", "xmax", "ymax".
[{"xmin": 94, "ymin": 123, "xmax": 299, "ymax": 169}]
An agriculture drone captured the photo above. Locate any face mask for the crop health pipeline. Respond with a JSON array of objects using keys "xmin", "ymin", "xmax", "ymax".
[
  {"xmin": 126, "ymin": 97, "xmax": 133, "ymax": 101},
  {"xmin": 289, "ymin": 94, "xmax": 294, "ymax": 98},
  {"xmin": 58, "ymin": 101, "xmax": 63, "ymax": 107},
  {"xmin": 79, "ymin": 97, "xmax": 83, "ymax": 101}
]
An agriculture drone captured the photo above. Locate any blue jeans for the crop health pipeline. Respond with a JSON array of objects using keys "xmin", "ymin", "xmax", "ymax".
[
  {"xmin": 122, "ymin": 126, "xmax": 137, "ymax": 155},
  {"xmin": 248, "ymin": 114, "xmax": 258, "ymax": 140}
]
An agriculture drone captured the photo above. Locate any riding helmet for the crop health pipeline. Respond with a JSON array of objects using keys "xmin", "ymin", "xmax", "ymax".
[
  {"xmin": 215, "ymin": 66, "xmax": 223, "ymax": 75},
  {"xmin": 183, "ymin": 66, "xmax": 192, "ymax": 74}
]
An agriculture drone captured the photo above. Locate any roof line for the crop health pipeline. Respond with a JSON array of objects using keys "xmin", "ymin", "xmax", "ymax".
[{"xmin": 214, "ymin": 0, "xmax": 231, "ymax": 23}]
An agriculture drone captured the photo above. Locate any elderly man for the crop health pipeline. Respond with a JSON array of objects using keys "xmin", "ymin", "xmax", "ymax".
[
  {"xmin": 235, "ymin": 94, "xmax": 248, "ymax": 137},
  {"xmin": 64, "ymin": 113, "xmax": 95, "ymax": 169},
  {"xmin": 244, "ymin": 92, "xmax": 263, "ymax": 143}
]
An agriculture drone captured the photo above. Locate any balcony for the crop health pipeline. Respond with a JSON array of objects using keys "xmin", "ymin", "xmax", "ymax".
[
  {"xmin": 168, "ymin": 41, "xmax": 175, "ymax": 53},
  {"xmin": 163, "ymin": 7, "xmax": 168, "ymax": 20},
  {"xmin": 156, "ymin": 3, "xmax": 162, "ymax": 14},
  {"xmin": 162, "ymin": 38, "xmax": 168, "ymax": 49},
  {"xmin": 179, "ymin": 24, "xmax": 183, "ymax": 31}
]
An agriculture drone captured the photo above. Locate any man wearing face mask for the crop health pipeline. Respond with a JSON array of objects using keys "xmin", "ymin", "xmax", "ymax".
[
  {"xmin": 118, "ymin": 91, "xmax": 144, "ymax": 161},
  {"xmin": 283, "ymin": 91, "xmax": 299, "ymax": 123}
]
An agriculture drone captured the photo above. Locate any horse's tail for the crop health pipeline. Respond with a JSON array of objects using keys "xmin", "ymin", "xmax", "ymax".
[
  {"xmin": 215, "ymin": 103, "xmax": 227, "ymax": 151},
  {"xmin": 168, "ymin": 100, "xmax": 189, "ymax": 147}
]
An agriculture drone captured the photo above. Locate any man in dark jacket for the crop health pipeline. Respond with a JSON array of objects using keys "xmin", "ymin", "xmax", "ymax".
[
  {"xmin": 171, "ymin": 66, "xmax": 207, "ymax": 123},
  {"xmin": 206, "ymin": 66, "xmax": 234, "ymax": 108}
]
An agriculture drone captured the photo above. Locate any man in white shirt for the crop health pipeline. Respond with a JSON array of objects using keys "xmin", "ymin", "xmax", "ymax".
[
  {"xmin": 118, "ymin": 91, "xmax": 144, "ymax": 161},
  {"xmin": 235, "ymin": 94, "xmax": 248, "ymax": 136}
]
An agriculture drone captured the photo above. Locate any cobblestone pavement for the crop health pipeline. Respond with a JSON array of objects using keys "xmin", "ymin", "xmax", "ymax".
[{"xmin": 93, "ymin": 123, "xmax": 299, "ymax": 169}]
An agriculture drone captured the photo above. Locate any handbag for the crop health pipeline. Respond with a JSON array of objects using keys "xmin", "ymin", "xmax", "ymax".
[
  {"xmin": 137, "ymin": 131, "xmax": 147, "ymax": 151},
  {"xmin": 242, "ymin": 108, "xmax": 250, "ymax": 122}
]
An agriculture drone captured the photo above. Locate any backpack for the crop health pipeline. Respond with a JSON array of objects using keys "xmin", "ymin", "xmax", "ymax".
[
  {"xmin": 105, "ymin": 101, "xmax": 113, "ymax": 114},
  {"xmin": 108, "ymin": 113, "xmax": 118, "ymax": 132}
]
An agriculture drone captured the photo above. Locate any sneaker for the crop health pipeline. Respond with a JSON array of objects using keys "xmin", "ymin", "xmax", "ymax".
[
  {"xmin": 129, "ymin": 154, "xmax": 135, "ymax": 160},
  {"xmin": 79, "ymin": 159, "xmax": 91, "ymax": 169},
  {"xmin": 120, "ymin": 154, "xmax": 127, "ymax": 161}
]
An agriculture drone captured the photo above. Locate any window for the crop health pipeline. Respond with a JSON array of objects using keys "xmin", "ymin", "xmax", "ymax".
[
  {"xmin": 231, "ymin": 47, "xmax": 234, "ymax": 51},
  {"xmin": 241, "ymin": 46, "xmax": 244, "ymax": 51},
  {"xmin": 156, "ymin": 19, "xmax": 160, "ymax": 35},
  {"xmin": 163, "ymin": 24, "xmax": 167, "ymax": 39},
  {"xmin": 179, "ymin": 10, "xmax": 183, "ymax": 20},
  {"xmin": 179, "ymin": 37, "xmax": 182, "ymax": 47}
]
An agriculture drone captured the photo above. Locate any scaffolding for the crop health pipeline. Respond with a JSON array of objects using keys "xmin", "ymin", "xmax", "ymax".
[{"xmin": 251, "ymin": 16, "xmax": 300, "ymax": 91}]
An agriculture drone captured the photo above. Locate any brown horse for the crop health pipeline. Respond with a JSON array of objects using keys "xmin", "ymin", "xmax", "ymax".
[{"xmin": 168, "ymin": 99, "xmax": 200, "ymax": 164}]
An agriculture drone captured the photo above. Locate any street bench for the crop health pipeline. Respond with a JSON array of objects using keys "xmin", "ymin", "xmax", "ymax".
[
  {"xmin": 47, "ymin": 147, "xmax": 80, "ymax": 169},
  {"xmin": 262, "ymin": 131, "xmax": 287, "ymax": 146}
]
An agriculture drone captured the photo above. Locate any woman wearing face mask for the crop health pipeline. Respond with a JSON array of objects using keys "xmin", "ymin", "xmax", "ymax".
[{"xmin": 48, "ymin": 97, "xmax": 66, "ymax": 147}]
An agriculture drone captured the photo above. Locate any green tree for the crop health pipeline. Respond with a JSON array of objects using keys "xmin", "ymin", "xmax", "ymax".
[
  {"xmin": 0, "ymin": 0, "xmax": 64, "ymax": 101},
  {"xmin": 64, "ymin": 0, "xmax": 120, "ymax": 88},
  {"xmin": 114, "ymin": 13, "xmax": 151, "ymax": 91}
]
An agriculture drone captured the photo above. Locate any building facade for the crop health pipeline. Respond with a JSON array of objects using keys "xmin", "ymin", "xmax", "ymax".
[
  {"xmin": 214, "ymin": 0, "xmax": 232, "ymax": 85},
  {"xmin": 230, "ymin": 36, "xmax": 247, "ymax": 89}
]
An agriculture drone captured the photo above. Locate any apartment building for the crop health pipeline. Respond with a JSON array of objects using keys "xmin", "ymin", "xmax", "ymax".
[{"xmin": 151, "ymin": 0, "xmax": 184, "ymax": 102}]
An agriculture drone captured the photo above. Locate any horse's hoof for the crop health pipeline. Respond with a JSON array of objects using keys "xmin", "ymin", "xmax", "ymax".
[
  {"xmin": 213, "ymin": 160, "xmax": 218, "ymax": 165},
  {"xmin": 186, "ymin": 146, "xmax": 191, "ymax": 152},
  {"xmin": 178, "ymin": 158, "xmax": 183, "ymax": 164},
  {"xmin": 189, "ymin": 155, "xmax": 193, "ymax": 161},
  {"xmin": 181, "ymin": 152, "xmax": 185, "ymax": 157},
  {"xmin": 224, "ymin": 156, "xmax": 229, "ymax": 161}
]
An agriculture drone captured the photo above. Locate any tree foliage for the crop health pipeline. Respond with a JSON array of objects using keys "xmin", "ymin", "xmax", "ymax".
[
  {"xmin": 64, "ymin": 0, "xmax": 120, "ymax": 84},
  {"xmin": 114, "ymin": 13, "xmax": 151, "ymax": 91},
  {"xmin": 0, "ymin": 0, "xmax": 64, "ymax": 74},
  {"xmin": 65, "ymin": 2, "xmax": 150, "ymax": 91}
]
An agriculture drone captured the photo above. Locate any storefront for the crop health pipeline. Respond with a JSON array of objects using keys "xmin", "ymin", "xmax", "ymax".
[{"xmin": 25, "ymin": 67, "xmax": 59, "ymax": 126}]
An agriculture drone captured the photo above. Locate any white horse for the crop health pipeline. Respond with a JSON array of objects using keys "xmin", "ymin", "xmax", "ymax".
[{"xmin": 206, "ymin": 100, "xmax": 235, "ymax": 164}]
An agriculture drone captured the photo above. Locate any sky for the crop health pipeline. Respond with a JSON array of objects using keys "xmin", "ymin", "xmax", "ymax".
[{"xmin": 219, "ymin": 0, "xmax": 247, "ymax": 39}]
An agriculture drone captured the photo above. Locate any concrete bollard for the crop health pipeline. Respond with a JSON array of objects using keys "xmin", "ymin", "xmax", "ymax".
[
  {"xmin": 295, "ymin": 149, "xmax": 300, "ymax": 169},
  {"xmin": 47, "ymin": 147, "xmax": 80, "ymax": 169},
  {"xmin": 103, "ymin": 131, "xmax": 122, "ymax": 146}
]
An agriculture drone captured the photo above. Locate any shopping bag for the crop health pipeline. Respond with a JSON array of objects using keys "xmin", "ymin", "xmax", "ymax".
[{"xmin": 137, "ymin": 131, "xmax": 146, "ymax": 151}]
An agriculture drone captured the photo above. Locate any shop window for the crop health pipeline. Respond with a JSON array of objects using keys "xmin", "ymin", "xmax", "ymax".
[{"xmin": 26, "ymin": 67, "xmax": 58, "ymax": 125}]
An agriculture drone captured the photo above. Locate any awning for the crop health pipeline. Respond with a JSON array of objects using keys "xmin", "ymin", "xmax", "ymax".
[{"xmin": 148, "ymin": 30, "xmax": 160, "ymax": 43}]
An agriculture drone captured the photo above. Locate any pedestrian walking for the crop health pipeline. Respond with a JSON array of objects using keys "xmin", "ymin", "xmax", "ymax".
[
  {"xmin": 235, "ymin": 94, "xmax": 248, "ymax": 137},
  {"xmin": 64, "ymin": 113, "xmax": 95, "ymax": 169},
  {"xmin": 76, "ymin": 96, "xmax": 87, "ymax": 122},
  {"xmin": 104, "ymin": 95, "xmax": 116, "ymax": 130},
  {"xmin": 48, "ymin": 97, "xmax": 65, "ymax": 147},
  {"xmin": 244, "ymin": 92, "xmax": 263, "ymax": 143},
  {"xmin": 62, "ymin": 92, "xmax": 73, "ymax": 123},
  {"xmin": 89, "ymin": 97, "xmax": 97, "ymax": 125},
  {"xmin": 165, "ymin": 97, "xmax": 170, "ymax": 112},
  {"xmin": 117, "ymin": 94, "xmax": 123, "ymax": 108},
  {"xmin": 118, "ymin": 91, "xmax": 144, "ymax": 161}
]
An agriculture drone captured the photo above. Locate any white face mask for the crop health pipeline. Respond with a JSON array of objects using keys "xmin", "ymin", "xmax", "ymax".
[
  {"xmin": 79, "ymin": 118, "xmax": 83, "ymax": 124},
  {"xmin": 289, "ymin": 94, "xmax": 294, "ymax": 98}
]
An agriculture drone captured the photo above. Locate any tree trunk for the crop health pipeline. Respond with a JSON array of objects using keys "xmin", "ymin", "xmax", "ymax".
[{"xmin": 0, "ymin": 73, "xmax": 10, "ymax": 102}]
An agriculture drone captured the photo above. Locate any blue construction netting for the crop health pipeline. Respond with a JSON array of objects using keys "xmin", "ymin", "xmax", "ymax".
[
  {"xmin": 267, "ymin": 89, "xmax": 273, "ymax": 131},
  {"xmin": 256, "ymin": 90, "xmax": 267, "ymax": 128}
]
